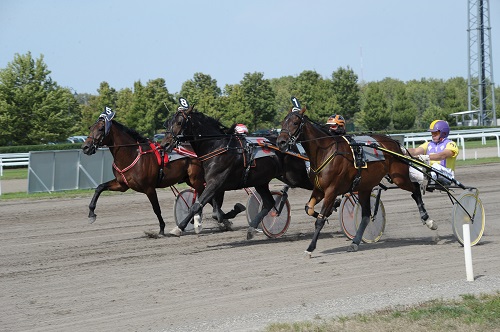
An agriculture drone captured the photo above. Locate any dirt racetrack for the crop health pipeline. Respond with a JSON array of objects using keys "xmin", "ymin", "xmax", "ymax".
[{"xmin": 1, "ymin": 163, "xmax": 499, "ymax": 332}]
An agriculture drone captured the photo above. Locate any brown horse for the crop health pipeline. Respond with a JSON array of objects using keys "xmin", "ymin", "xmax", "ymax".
[
  {"xmin": 81, "ymin": 108, "xmax": 242, "ymax": 235},
  {"xmin": 276, "ymin": 103, "xmax": 437, "ymax": 255}
]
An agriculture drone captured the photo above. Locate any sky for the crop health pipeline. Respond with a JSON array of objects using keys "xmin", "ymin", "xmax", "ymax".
[{"xmin": 1, "ymin": 0, "xmax": 499, "ymax": 95}]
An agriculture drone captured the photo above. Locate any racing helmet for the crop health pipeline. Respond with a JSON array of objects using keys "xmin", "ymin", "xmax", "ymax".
[
  {"xmin": 326, "ymin": 114, "xmax": 346, "ymax": 131},
  {"xmin": 235, "ymin": 124, "xmax": 248, "ymax": 134},
  {"xmin": 428, "ymin": 120, "xmax": 450, "ymax": 140}
]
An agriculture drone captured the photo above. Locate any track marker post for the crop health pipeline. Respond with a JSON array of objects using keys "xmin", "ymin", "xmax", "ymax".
[{"xmin": 463, "ymin": 224, "xmax": 474, "ymax": 281}]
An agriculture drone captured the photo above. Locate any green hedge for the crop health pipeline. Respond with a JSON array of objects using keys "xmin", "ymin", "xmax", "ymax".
[{"xmin": 0, "ymin": 143, "xmax": 82, "ymax": 153}]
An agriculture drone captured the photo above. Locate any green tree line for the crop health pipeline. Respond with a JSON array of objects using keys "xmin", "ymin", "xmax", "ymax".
[{"xmin": 1, "ymin": 52, "xmax": 499, "ymax": 146}]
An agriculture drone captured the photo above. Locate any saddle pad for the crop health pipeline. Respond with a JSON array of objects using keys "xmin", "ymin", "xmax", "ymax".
[
  {"xmin": 348, "ymin": 135, "xmax": 385, "ymax": 163},
  {"xmin": 246, "ymin": 137, "xmax": 276, "ymax": 159}
]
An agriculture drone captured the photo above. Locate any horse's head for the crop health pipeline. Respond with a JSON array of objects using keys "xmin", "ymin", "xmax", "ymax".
[
  {"xmin": 82, "ymin": 107, "xmax": 115, "ymax": 155},
  {"xmin": 161, "ymin": 105, "xmax": 193, "ymax": 153},
  {"xmin": 277, "ymin": 105, "xmax": 306, "ymax": 152}
]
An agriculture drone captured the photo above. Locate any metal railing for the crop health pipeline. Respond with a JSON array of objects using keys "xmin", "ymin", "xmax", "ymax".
[{"xmin": 0, "ymin": 153, "xmax": 30, "ymax": 176}]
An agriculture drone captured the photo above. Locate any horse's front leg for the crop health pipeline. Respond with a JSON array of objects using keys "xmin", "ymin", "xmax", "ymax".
[
  {"xmin": 246, "ymin": 185, "xmax": 276, "ymax": 240},
  {"xmin": 88, "ymin": 179, "xmax": 128, "ymax": 223},
  {"xmin": 410, "ymin": 183, "xmax": 437, "ymax": 230},
  {"xmin": 169, "ymin": 184, "xmax": 216, "ymax": 237},
  {"xmin": 304, "ymin": 192, "xmax": 324, "ymax": 218},
  {"xmin": 144, "ymin": 188, "xmax": 166, "ymax": 236},
  {"xmin": 348, "ymin": 191, "xmax": 372, "ymax": 252},
  {"xmin": 305, "ymin": 191, "xmax": 333, "ymax": 257}
]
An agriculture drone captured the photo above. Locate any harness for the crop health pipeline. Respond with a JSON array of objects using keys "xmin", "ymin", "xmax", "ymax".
[
  {"xmin": 168, "ymin": 109, "xmax": 269, "ymax": 188},
  {"xmin": 112, "ymin": 142, "xmax": 166, "ymax": 187}
]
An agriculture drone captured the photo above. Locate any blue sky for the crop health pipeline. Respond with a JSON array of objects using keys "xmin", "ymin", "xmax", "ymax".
[{"xmin": 1, "ymin": 0, "xmax": 499, "ymax": 95}]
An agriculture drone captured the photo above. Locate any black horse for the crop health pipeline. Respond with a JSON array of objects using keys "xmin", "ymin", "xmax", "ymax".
[{"xmin": 161, "ymin": 101, "xmax": 313, "ymax": 238}]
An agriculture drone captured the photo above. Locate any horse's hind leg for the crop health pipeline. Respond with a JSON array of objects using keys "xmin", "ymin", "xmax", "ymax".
[
  {"xmin": 145, "ymin": 189, "xmax": 166, "ymax": 236},
  {"xmin": 246, "ymin": 185, "xmax": 275, "ymax": 240},
  {"xmin": 88, "ymin": 179, "xmax": 128, "ymax": 223},
  {"xmin": 210, "ymin": 192, "xmax": 233, "ymax": 232},
  {"xmin": 348, "ymin": 191, "xmax": 372, "ymax": 252},
  {"xmin": 410, "ymin": 183, "xmax": 437, "ymax": 230}
]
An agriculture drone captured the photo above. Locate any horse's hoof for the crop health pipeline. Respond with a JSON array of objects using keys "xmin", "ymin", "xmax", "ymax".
[
  {"xmin": 234, "ymin": 203, "xmax": 246, "ymax": 213},
  {"xmin": 223, "ymin": 219, "xmax": 233, "ymax": 231},
  {"xmin": 193, "ymin": 215, "xmax": 202, "ymax": 234},
  {"xmin": 169, "ymin": 226, "xmax": 182, "ymax": 237},
  {"xmin": 304, "ymin": 251, "xmax": 312, "ymax": 258},
  {"xmin": 424, "ymin": 219, "xmax": 438, "ymax": 230},
  {"xmin": 347, "ymin": 243, "xmax": 359, "ymax": 252},
  {"xmin": 246, "ymin": 227, "xmax": 257, "ymax": 240},
  {"xmin": 88, "ymin": 216, "xmax": 96, "ymax": 224}
]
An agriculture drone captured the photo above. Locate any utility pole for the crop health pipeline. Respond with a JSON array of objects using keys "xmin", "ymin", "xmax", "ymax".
[{"xmin": 468, "ymin": 0, "xmax": 496, "ymax": 126}]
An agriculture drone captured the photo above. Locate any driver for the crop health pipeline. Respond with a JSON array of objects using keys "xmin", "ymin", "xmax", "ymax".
[
  {"xmin": 326, "ymin": 114, "xmax": 347, "ymax": 135},
  {"xmin": 408, "ymin": 120, "xmax": 459, "ymax": 185},
  {"xmin": 235, "ymin": 124, "xmax": 249, "ymax": 135}
]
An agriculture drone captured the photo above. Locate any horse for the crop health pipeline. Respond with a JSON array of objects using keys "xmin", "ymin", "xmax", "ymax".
[
  {"xmin": 81, "ymin": 108, "xmax": 244, "ymax": 235},
  {"xmin": 161, "ymin": 103, "xmax": 313, "ymax": 238},
  {"xmin": 276, "ymin": 104, "xmax": 436, "ymax": 255}
]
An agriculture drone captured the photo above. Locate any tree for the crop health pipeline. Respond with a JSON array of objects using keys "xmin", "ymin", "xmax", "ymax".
[
  {"xmin": 240, "ymin": 72, "xmax": 275, "ymax": 131},
  {"xmin": 443, "ymin": 77, "xmax": 467, "ymax": 125},
  {"xmin": 144, "ymin": 78, "xmax": 175, "ymax": 134},
  {"xmin": 179, "ymin": 73, "xmax": 221, "ymax": 119},
  {"xmin": 270, "ymin": 76, "xmax": 295, "ymax": 126},
  {"xmin": 0, "ymin": 52, "xmax": 79, "ymax": 145},
  {"xmin": 219, "ymin": 84, "xmax": 250, "ymax": 127},
  {"xmin": 291, "ymin": 70, "xmax": 334, "ymax": 122},
  {"xmin": 330, "ymin": 66, "xmax": 361, "ymax": 121},
  {"xmin": 78, "ymin": 82, "xmax": 118, "ymax": 135},
  {"xmin": 358, "ymin": 83, "xmax": 391, "ymax": 131},
  {"xmin": 392, "ymin": 87, "xmax": 417, "ymax": 130}
]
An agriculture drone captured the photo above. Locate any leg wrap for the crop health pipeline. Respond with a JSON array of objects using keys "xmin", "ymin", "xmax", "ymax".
[{"xmin": 305, "ymin": 205, "xmax": 319, "ymax": 218}]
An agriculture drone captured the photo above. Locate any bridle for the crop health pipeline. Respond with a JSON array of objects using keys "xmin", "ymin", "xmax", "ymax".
[
  {"xmin": 86, "ymin": 117, "xmax": 107, "ymax": 152},
  {"xmin": 163, "ymin": 108, "xmax": 191, "ymax": 151},
  {"xmin": 280, "ymin": 109, "xmax": 305, "ymax": 150}
]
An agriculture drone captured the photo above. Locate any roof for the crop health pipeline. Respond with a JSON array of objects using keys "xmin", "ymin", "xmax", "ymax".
[{"xmin": 449, "ymin": 110, "xmax": 480, "ymax": 116}]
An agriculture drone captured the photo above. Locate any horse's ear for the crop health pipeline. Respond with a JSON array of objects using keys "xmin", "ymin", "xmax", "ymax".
[
  {"xmin": 187, "ymin": 105, "xmax": 194, "ymax": 114},
  {"xmin": 300, "ymin": 106, "xmax": 307, "ymax": 115}
]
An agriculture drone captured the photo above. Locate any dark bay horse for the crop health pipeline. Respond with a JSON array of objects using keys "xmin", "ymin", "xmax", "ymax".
[
  {"xmin": 161, "ymin": 103, "xmax": 313, "ymax": 238},
  {"xmin": 81, "ymin": 108, "xmax": 242, "ymax": 235},
  {"xmin": 276, "ymin": 105, "xmax": 436, "ymax": 255}
]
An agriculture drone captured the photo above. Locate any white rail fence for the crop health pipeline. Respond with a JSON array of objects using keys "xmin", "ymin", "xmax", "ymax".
[{"xmin": 0, "ymin": 153, "xmax": 30, "ymax": 176}]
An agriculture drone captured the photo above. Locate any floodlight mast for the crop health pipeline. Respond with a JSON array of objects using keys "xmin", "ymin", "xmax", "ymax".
[{"xmin": 467, "ymin": 0, "xmax": 496, "ymax": 126}]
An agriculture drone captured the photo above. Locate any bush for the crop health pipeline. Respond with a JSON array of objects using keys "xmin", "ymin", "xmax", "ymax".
[{"xmin": 0, "ymin": 143, "xmax": 82, "ymax": 153}]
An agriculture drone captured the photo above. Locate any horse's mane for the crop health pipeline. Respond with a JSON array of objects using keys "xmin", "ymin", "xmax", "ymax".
[
  {"xmin": 112, "ymin": 120, "xmax": 149, "ymax": 143},
  {"xmin": 189, "ymin": 111, "xmax": 231, "ymax": 135},
  {"xmin": 307, "ymin": 116, "xmax": 335, "ymax": 137}
]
